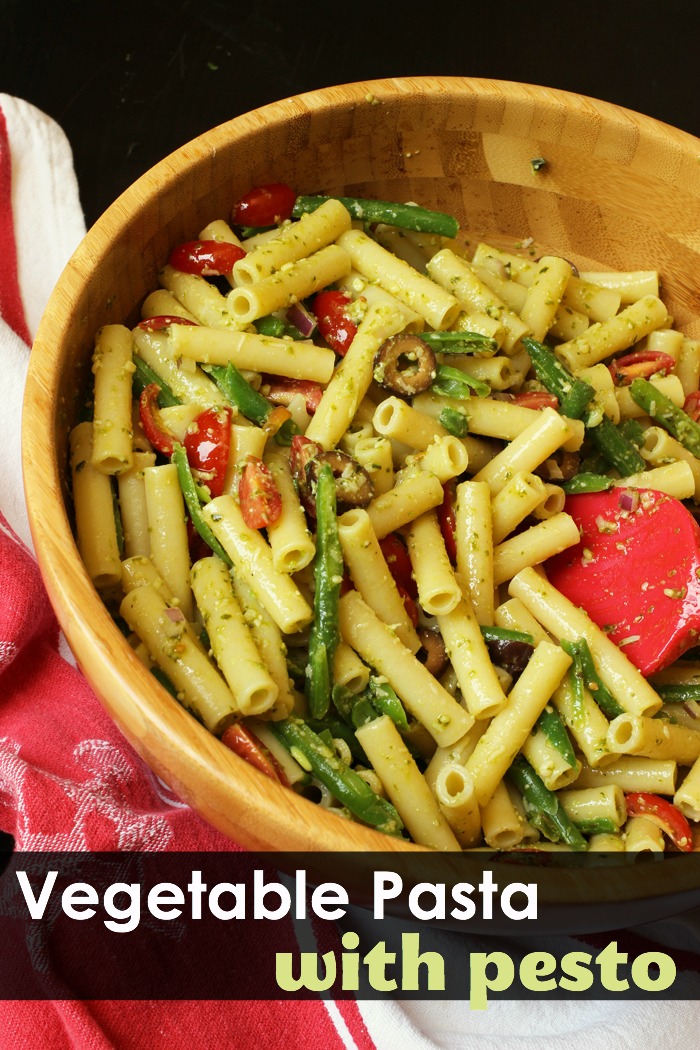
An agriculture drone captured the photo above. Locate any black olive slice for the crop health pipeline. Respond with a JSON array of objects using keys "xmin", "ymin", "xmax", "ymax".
[
  {"xmin": 373, "ymin": 334, "xmax": 437, "ymax": 397},
  {"xmin": 485, "ymin": 638, "xmax": 534, "ymax": 681},
  {"xmin": 304, "ymin": 450, "xmax": 374, "ymax": 516},
  {"xmin": 417, "ymin": 627, "xmax": 449, "ymax": 678}
]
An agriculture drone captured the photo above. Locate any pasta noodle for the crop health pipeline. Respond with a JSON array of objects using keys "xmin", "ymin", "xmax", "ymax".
[{"xmin": 69, "ymin": 181, "xmax": 700, "ymax": 854}]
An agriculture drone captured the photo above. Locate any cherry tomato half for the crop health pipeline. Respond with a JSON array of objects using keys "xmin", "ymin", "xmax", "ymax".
[
  {"xmin": 137, "ymin": 315, "xmax": 198, "ymax": 332},
  {"xmin": 379, "ymin": 533, "xmax": 416, "ymax": 598},
  {"xmin": 232, "ymin": 183, "xmax": 297, "ymax": 228},
  {"xmin": 438, "ymin": 484, "xmax": 458, "ymax": 564},
  {"xmin": 685, "ymin": 390, "xmax": 700, "ymax": 422},
  {"xmin": 184, "ymin": 407, "xmax": 232, "ymax": 498},
  {"xmin": 510, "ymin": 391, "xmax": 559, "ymax": 411},
  {"xmin": 168, "ymin": 240, "xmax": 245, "ymax": 276},
  {"xmin": 625, "ymin": 792, "xmax": 693, "ymax": 852},
  {"xmin": 263, "ymin": 375, "xmax": 324, "ymax": 415},
  {"xmin": 138, "ymin": 383, "xmax": 176, "ymax": 457},
  {"xmin": 238, "ymin": 457, "xmax": 283, "ymax": 529},
  {"xmin": 396, "ymin": 583, "xmax": 419, "ymax": 627},
  {"xmin": 608, "ymin": 350, "xmax": 675, "ymax": 386},
  {"xmin": 221, "ymin": 723, "xmax": 288, "ymax": 785},
  {"xmin": 312, "ymin": 290, "xmax": 357, "ymax": 356}
]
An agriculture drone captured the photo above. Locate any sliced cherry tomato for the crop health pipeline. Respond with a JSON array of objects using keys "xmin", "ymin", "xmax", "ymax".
[
  {"xmin": 625, "ymin": 792, "xmax": 693, "ymax": 852},
  {"xmin": 186, "ymin": 517, "xmax": 210, "ymax": 563},
  {"xmin": 183, "ymin": 406, "xmax": 232, "ymax": 498},
  {"xmin": 312, "ymin": 290, "xmax": 357, "ymax": 356},
  {"xmin": 221, "ymin": 723, "xmax": 289, "ymax": 786},
  {"xmin": 238, "ymin": 456, "xmax": 283, "ymax": 529},
  {"xmin": 379, "ymin": 533, "xmax": 416, "ymax": 598},
  {"xmin": 684, "ymin": 390, "xmax": 700, "ymax": 422},
  {"xmin": 138, "ymin": 383, "xmax": 177, "ymax": 456},
  {"xmin": 137, "ymin": 315, "xmax": 198, "ymax": 332},
  {"xmin": 608, "ymin": 350, "xmax": 675, "ymax": 386},
  {"xmin": 232, "ymin": 183, "xmax": 297, "ymax": 227},
  {"xmin": 263, "ymin": 375, "xmax": 324, "ymax": 414},
  {"xmin": 396, "ymin": 582, "xmax": 419, "ymax": 627},
  {"xmin": 262, "ymin": 405, "xmax": 294, "ymax": 437},
  {"xmin": 289, "ymin": 434, "xmax": 323, "ymax": 485},
  {"xmin": 438, "ymin": 483, "xmax": 457, "ymax": 563},
  {"xmin": 510, "ymin": 391, "xmax": 559, "ymax": 410},
  {"xmin": 168, "ymin": 240, "xmax": 245, "ymax": 276}
]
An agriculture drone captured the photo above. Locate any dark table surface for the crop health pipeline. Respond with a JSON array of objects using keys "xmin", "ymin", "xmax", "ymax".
[{"xmin": 3, "ymin": 0, "xmax": 700, "ymax": 228}]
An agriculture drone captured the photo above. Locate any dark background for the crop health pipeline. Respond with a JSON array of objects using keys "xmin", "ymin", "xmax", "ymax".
[{"xmin": 3, "ymin": 0, "xmax": 700, "ymax": 228}]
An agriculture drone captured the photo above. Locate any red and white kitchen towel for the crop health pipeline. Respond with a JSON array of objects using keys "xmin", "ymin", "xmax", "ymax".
[{"xmin": 1, "ymin": 92, "xmax": 699, "ymax": 1049}]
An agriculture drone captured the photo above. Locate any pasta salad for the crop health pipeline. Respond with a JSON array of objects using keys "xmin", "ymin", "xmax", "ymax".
[{"xmin": 71, "ymin": 180, "xmax": 700, "ymax": 852}]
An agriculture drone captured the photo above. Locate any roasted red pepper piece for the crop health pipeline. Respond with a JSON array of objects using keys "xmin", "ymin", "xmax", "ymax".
[
  {"xmin": 438, "ymin": 483, "xmax": 458, "ymax": 563},
  {"xmin": 137, "ymin": 315, "xmax": 198, "ymax": 332},
  {"xmin": 168, "ymin": 239, "xmax": 246, "ymax": 276},
  {"xmin": 312, "ymin": 290, "xmax": 357, "ymax": 356},
  {"xmin": 184, "ymin": 406, "xmax": 232, "ymax": 499},
  {"xmin": 625, "ymin": 792, "xmax": 693, "ymax": 851},
  {"xmin": 221, "ymin": 723, "xmax": 289, "ymax": 786},
  {"xmin": 232, "ymin": 183, "xmax": 296, "ymax": 227},
  {"xmin": 263, "ymin": 375, "xmax": 324, "ymax": 414},
  {"xmin": 238, "ymin": 456, "xmax": 283, "ymax": 529},
  {"xmin": 546, "ymin": 489, "xmax": 700, "ymax": 676},
  {"xmin": 608, "ymin": 350, "xmax": 675, "ymax": 386},
  {"xmin": 138, "ymin": 383, "xmax": 177, "ymax": 456}
]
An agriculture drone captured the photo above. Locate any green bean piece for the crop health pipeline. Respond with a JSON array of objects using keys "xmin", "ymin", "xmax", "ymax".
[
  {"xmin": 238, "ymin": 224, "xmax": 276, "ymax": 239},
  {"xmin": 270, "ymin": 717, "xmax": 404, "ymax": 835},
  {"xmin": 331, "ymin": 683, "xmax": 356, "ymax": 722},
  {"xmin": 255, "ymin": 314, "xmax": 306, "ymax": 340},
  {"xmin": 150, "ymin": 666, "xmax": 179, "ymax": 698},
  {"xmin": 292, "ymin": 194, "xmax": 459, "ymax": 238},
  {"xmin": 572, "ymin": 818, "xmax": 619, "ymax": 837},
  {"xmin": 560, "ymin": 472, "xmax": 614, "ymax": 494},
  {"xmin": 535, "ymin": 706, "xmax": 577, "ymax": 768},
  {"xmin": 564, "ymin": 638, "xmax": 624, "ymax": 719},
  {"xmin": 522, "ymin": 337, "xmax": 644, "ymax": 473},
  {"xmin": 629, "ymin": 377, "xmax": 700, "ymax": 457},
  {"xmin": 111, "ymin": 479, "xmax": 125, "ymax": 558},
  {"xmin": 480, "ymin": 625, "xmax": 535, "ymax": 646},
  {"xmin": 508, "ymin": 756, "xmax": 587, "ymax": 850},
  {"xmin": 586, "ymin": 415, "xmax": 646, "ymax": 475},
  {"xmin": 316, "ymin": 727, "xmax": 335, "ymax": 750},
  {"xmin": 421, "ymin": 331, "xmax": 498, "ymax": 355},
  {"xmin": 206, "ymin": 361, "xmax": 298, "ymax": 445},
  {"xmin": 133, "ymin": 356, "xmax": 182, "ymax": 407},
  {"xmin": 560, "ymin": 639, "xmax": 588, "ymax": 725},
  {"xmin": 655, "ymin": 684, "xmax": 700, "ymax": 704},
  {"xmin": 351, "ymin": 697, "xmax": 380, "ymax": 729},
  {"xmin": 617, "ymin": 417, "xmax": 646, "ymax": 449},
  {"xmin": 286, "ymin": 651, "xmax": 308, "ymax": 688},
  {"xmin": 431, "ymin": 364, "xmax": 490, "ymax": 400},
  {"xmin": 306, "ymin": 463, "xmax": 343, "ymax": 719},
  {"xmin": 369, "ymin": 677, "xmax": 409, "ymax": 730},
  {"xmin": 521, "ymin": 337, "xmax": 594, "ymax": 419},
  {"xmin": 438, "ymin": 406, "xmax": 470, "ymax": 437},
  {"xmin": 171, "ymin": 444, "xmax": 231, "ymax": 566},
  {"xmin": 305, "ymin": 717, "xmax": 369, "ymax": 764}
]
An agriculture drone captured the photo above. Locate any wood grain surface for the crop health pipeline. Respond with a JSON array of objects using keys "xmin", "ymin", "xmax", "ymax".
[{"xmin": 22, "ymin": 76, "xmax": 700, "ymax": 856}]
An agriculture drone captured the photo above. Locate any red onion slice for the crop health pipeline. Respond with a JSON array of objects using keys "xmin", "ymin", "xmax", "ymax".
[
  {"xmin": 618, "ymin": 488, "xmax": 640, "ymax": 513},
  {"xmin": 286, "ymin": 302, "xmax": 317, "ymax": 337}
]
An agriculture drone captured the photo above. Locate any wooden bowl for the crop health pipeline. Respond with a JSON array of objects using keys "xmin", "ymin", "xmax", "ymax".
[{"xmin": 22, "ymin": 76, "xmax": 700, "ymax": 856}]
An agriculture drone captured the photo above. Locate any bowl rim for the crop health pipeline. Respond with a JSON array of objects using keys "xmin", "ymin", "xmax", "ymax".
[{"xmin": 21, "ymin": 74, "xmax": 700, "ymax": 854}]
